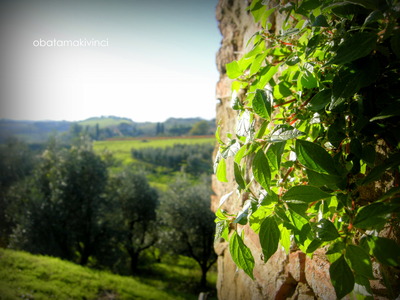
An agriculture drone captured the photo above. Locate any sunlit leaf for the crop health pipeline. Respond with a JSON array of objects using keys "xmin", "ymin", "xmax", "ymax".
[
  {"xmin": 295, "ymin": 139, "xmax": 339, "ymax": 175},
  {"xmin": 229, "ymin": 231, "xmax": 255, "ymax": 279},
  {"xmin": 283, "ymin": 185, "xmax": 331, "ymax": 203},
  {"xmin": 259, "ymin": 216, "xmax": 280, "ymax": 262},
  {"xmin": 216, "ymin": 157, "xmax": 228, "ymax": 182},
  {"xmin": 345, "ymin": 244, "xmax": 374, "ymax": 279},
  {"xmin": 252, "ymin": 148, "xmax": 271, "ymax": 190},
  {"xmin": 252, "ymin": 89, "xmax": 272, "ymax": 120}
]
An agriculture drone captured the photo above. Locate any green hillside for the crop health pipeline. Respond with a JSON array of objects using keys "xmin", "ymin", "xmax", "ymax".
[
  {"xmin": 78, "ymin": 116, "xmax": 134, "ymax": 128},
  {"xmin": 0, "ymin": 248, "xmax": 215, "ymax": 300}
]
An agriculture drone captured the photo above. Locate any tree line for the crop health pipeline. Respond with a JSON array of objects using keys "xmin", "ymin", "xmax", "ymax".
[
  {"xmin": 0, "ymin": 136, "xmax": 216, "ymax": 288},
  {"xmin": 131, "ymin": 143, "xmax": 214, "ymax": 176}
]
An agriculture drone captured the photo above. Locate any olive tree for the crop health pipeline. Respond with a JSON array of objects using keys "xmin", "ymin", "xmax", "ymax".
[
  {"xmin": 108, "ymin": 169, "xmax": 159, "ymax": 274},
  {"xmin": 159, "ymin": 176, "xmax": 217, "ymax": 288}
]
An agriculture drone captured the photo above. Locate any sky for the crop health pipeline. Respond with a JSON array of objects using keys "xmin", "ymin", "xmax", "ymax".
[{"xmin": 0, "ymin": 0, "xmax": 221, "ymax": 122}]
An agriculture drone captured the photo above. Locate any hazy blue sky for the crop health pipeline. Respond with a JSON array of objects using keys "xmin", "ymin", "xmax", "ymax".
[{"xmin": 0, "ymin": 0, "xmax": 221, "ymax": 122}]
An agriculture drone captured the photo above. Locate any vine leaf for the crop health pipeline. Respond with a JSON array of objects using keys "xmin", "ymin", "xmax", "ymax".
[
  {"xmin": 353, "ymin": 202, "xmax": 398, "ymax": 230},
  {"xmin": 216, "ymin": 157, "xmax": 228, "ymax": 182},
  {"xmin": 267, "ymin": 125, "xmax": 305, "ymax": 143},
  {"xmin": 234, "ymin": 162, "xmax": 246, "ymax": 190},
  {"xmin": 360, "ymin": 153, "xmax": 400, "ymax": 185},
  {"xmin": 328, "ymin": 32, "xmax": 377, "ymax": 65},
  {"xmin": 366, "ymin": 236, "xmax": 400, "ymax": 267},
  {"xmin": 312, "ymin": 218, "xmax": 340, "ymax": 241},
  {"xmin": 252, "ymin": 89, "xmax": 272, "ymax": 120},
  {"xmin": 308, "ymin": 89, "xmax": 332, "ymax": 111},
  {"xmin": 215, "ymin": 220, "xmax": 229, "ymax": 242},
  {"xmin": 218, "ymin": 191, "xmax": 233, "ymax": 207},
  {"xmin": 229, "ymin": 231, "xmax": 255, "ymax": 279},
  {"xmin": 345, "ymin": 245, "xmax": 374, "ymax": 279},
  {"xmin": 283, "ymin": 185, "xmax": 331, "ymax": 203},
  {"xmin": 329, "ymin": 255, "xmax": 355, "ymax": 299},
  {"xmin": 259, "ymin": 215, "xmax": 280, "ymax": 262},
  {"xmin": 226, "ymin": 61, "xmax": 242, "ymax": 79},
  {"xmin": 233, "ymin": 200, "xmax": 253, "ymax": 225},
  {"xmin": 252, "ymin": 148, "xmax": 271, "ymax": 190},
  {"xmin": 295, "ymin": 139, "xmax": 339, "ymax": 175}
]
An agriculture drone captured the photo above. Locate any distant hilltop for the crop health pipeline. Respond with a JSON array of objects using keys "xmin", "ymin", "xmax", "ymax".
[{"xmin": 0, "ymin": 116, "xmax": 216, "ymax": 144}]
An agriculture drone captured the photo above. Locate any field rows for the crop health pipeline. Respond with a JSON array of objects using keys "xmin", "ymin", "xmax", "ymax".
[{"xmin": 94, "ymin": 136, "xmax": 215, "ymax": 165}]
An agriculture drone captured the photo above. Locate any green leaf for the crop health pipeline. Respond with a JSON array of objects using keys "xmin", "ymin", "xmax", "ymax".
[
  {"xmin": 295, "ymin": 139, "xmax": 339, "ymax": 175},
  {"xmin": 326, "ymin": 241, "xmax": 346, "ymax": 255},
  {"xmin": 306, "ymin": 169, "xmax": 344, "ymax": 189},
  {"xmin": 229, "ymin": 231, "xmax": 255, "ymax": 279},
  {"xmin": 361, "ymin": 153, "xmax": 400, "ymax": 185},
  {"xmin": 226, "ymin": 61, "xmax": 242, "ymax": 79},
  {"xmin": 306, "ymin": 239, "xmax": 323, "ymax": 253},
  {"xmin": 354, "ymin": 274, "xmax": 373, "ymax": 297},
  {"xmin": 312, "ymin": 218, "xmax": 340, "ymax": 241},
  {"xmin": 252, "ymin": 89, "xmax": 273, "ymax": 120},
  {"xmin": 234, "ymin": 145, "xmax": 248, "ymax": 164},
  {"xmin": 221, "ymin": 140, "xmax": 241, "ymax": 159},
  {"xmin": 249, "ymin": 1, "xmax": 276, "ymax": 28},
  {"xmin": 257, "ymin": 65, "xmax": 279, "ymax": 87},
  {"xmin": 329, "ymin": 255, "xmax": 355, "ymax": 299},
  {"xmin": 283, "ymin": 185, "xmax": 332, "ymax": 203},
  {"xmin": 266, "ymin": 141, "xmax": 286, "ymax": 171},
  {"xmin": 234, "ymin": 200, "xmax": 252, "ymax": 225},
  {"xmin": 367, "ymin": 236, "xmax": 400, "ymax": 267},
  {"xmin": 328, "ymin": 32, "xmax": 377, "ymax": 65},
  {"xmin": 332, "ymin": 71, "xmax": 360, "ymax": 99},
  {"xmin": 306, "ymin": 34, "xmax": 321, "ymax": 57},
  {"xmin": 250, "ymin": 204, "xmax": 274, "ymax": 233},
  {"xmin": 259, "ymin": 216, "xmax": 280, "ymax": 262},
  {"xmin": 300, "ymin": 71, "xmax": 318, "ymax": 89},
  {"xmin": 345, "ymin": 245, "xmax": 374, "ymax": 279},
  {"xmin": 353, "ymin": 202, "xmax": 397, "ymax": 230},
  {"xmin": 391, "ymin": 33, "xmax": 400, "ymax": 59},
  {"xmin": 370, "ymin": 102, "xmax": 400, "ymax": 121},
  {"xmin": 267, "ymin": 125, "xmax": 305, "ymax": 143},
  {"xmin": 252, "ymin": 148, "xmax": 271, "ymax": 190},
  {"xmin": 215, "ymin": 220, "xmax": 230, "ymax": 242},
  {"xmin": 234, "ymin": 162, "xmax": 246, "ymax": 190},
  {"xmin": 216, "ymin": 157, "xmax": 228, "ymax": 182},
  {"xmin": 250, "ymin": 52, "xmax": 268, "ymax": 76},
  {"xmin": 308, "ymin": 89, "xmax": 332, "ymax": 111},
  {"xmin": 312, "ymin": 15, "xmax": 329, "ymax": 27},
  {"xmin": 279, "ymin": 224, "xmax": 291, "ymax": 254}
]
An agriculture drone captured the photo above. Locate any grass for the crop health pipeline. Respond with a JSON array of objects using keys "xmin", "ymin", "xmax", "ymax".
[{"xmin": 0, "ymin": 248, "xmax": 217, "ymax": 300}]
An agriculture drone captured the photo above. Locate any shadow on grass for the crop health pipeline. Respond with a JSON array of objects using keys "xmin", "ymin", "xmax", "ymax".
[{"xmin": 134, "ymin": 257, "xmax": 218, "ymax": 300}]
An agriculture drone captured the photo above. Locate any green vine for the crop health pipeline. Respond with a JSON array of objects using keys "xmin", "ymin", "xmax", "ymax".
[{"xmin": 214, "ymin": 0, "xmax": 400, "ymax": 298}]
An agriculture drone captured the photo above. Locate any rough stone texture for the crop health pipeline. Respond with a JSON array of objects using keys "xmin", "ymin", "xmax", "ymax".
[{"xmin": 212, "ymin": 1, "xmax": 338, "ymax": 299}]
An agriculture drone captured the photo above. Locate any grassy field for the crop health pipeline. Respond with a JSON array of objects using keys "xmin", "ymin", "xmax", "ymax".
[
  {"xmin": 0, "ymin": 248, "xmax": 217, "ymax": 300},
  {"xmin": 94, "ymin": 136, "xmax": 215, "ymax": 166}
]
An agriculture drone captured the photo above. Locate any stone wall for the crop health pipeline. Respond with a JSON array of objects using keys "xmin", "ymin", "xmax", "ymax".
[
  {"xmin": 212, "ymin": 1, "xmax": 340, "ymax": 299},
  {"xmin": 212, "ymin": 1, "xmax": 399, "ymax": 300}
]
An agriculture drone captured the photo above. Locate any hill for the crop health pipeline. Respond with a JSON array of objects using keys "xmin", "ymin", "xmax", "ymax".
[
  {"xmin": 0, "ymin": 248, "xmax": 216, "ymax": 300},
  {"xmin": 0, "ymin": 116, "xmax": 216, "ymax": 144},
  {"xmin": 0, "ymin": 119, "xmax": 71, "ymax": 144},
  {"xmin": 78, "ymin": 116, "xmax": 134, "ymax": 128}
]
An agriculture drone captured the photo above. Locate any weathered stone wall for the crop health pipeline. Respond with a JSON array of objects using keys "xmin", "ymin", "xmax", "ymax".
[
  {"xmin": 212, "ymin": 1, "xmax": 335, "ymax": 299},
  {"xmin": 213, "ymin": 1, "xmax": 399, "ymax": 300}
]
